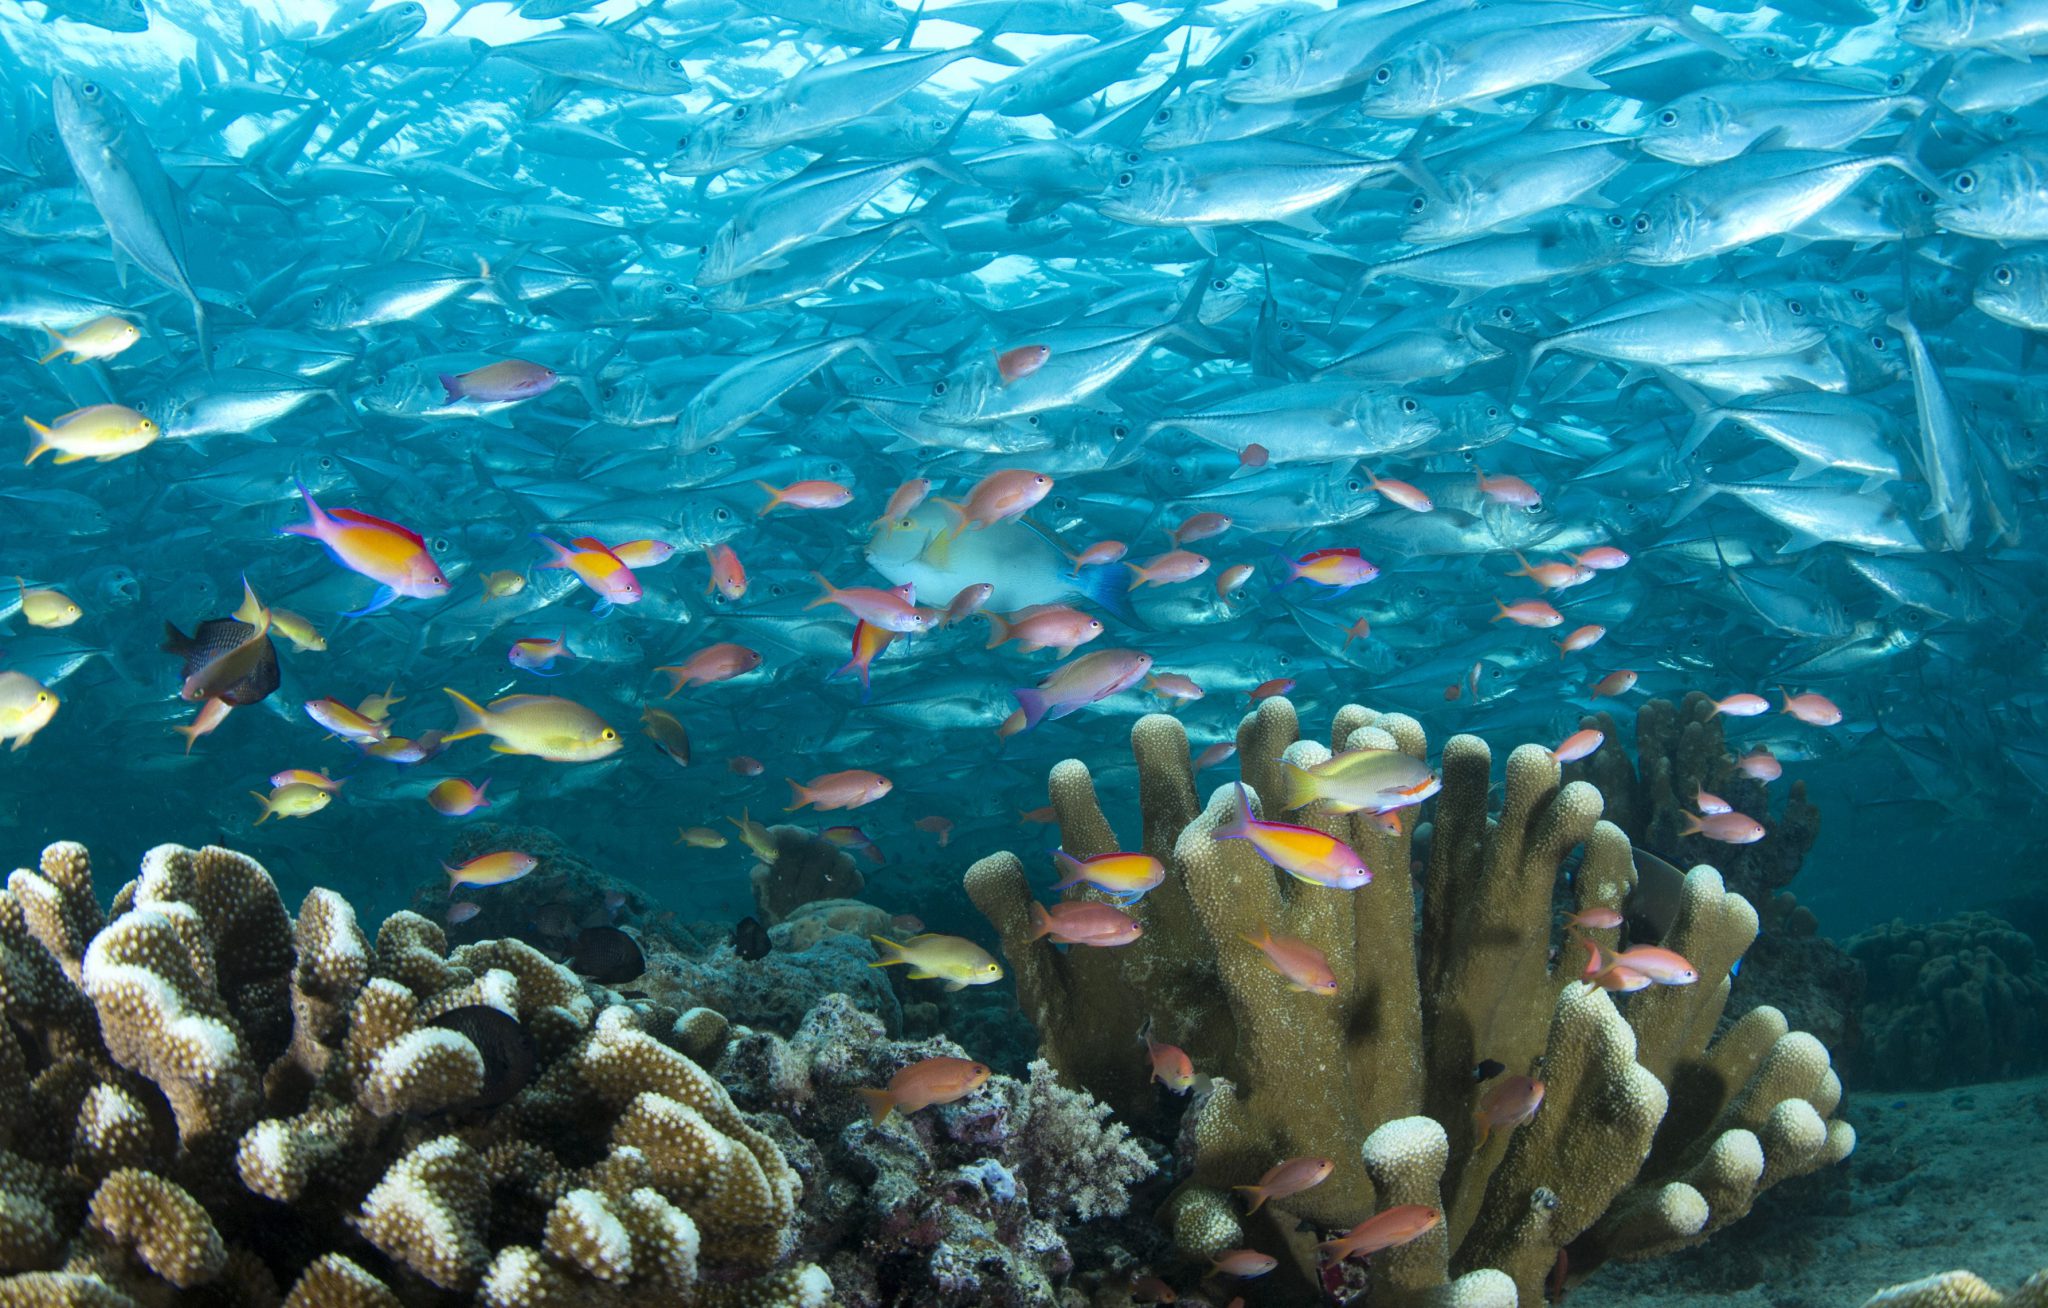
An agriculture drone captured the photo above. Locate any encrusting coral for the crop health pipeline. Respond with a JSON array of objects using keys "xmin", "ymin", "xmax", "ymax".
[
  {"xmin": 966, "ymin": 699, "xmax": 1853, "ymax": 1305},
  {"xmin": 1859, "ymin": 1271, "xmax": 2048, "ymax": 1308},
  {"xmin": 0, "ymin": 839, "xmax": 829, "ymax": 1307},
  {"xmin": 1844, "ymin": 911, "xmax": 2048, "ymax": 1089}
]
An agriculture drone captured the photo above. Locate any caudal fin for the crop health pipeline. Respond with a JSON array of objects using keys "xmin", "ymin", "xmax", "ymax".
[
  {"xmin": 1275, "ymin": 761, "xmax": 1320, "ymax": 813},
  {"xmin": 1073, "ymin": 559, "xmax": 1147, "ymax": 631},
  {"xmin": 857, "ymin": 1088, "xmax": 898, "ymax": 1125},
  {"xmin": 979, "ymin": 610, "xmax": 1014, "ymax": 649},
  {"xmin": 1028, "ymin": 901, "xmax": 1055, "ymax": 940},
  {"xmin": 866, "ymin": 934, "xmax": 906, "ymax": 968},
  {"xmin": 1011, "ymin": 686, "xmax": 1051, "ymax": 732},
  {"xmin": 438, "ymin": 372, "xmax": 464, "ymax": 404},
  {"xmin": 1214, "ymin": 782, "xmax": 1256, "ymax": 842},
  {"xmin": 783, "ymin": 778, "xmax": 811, "ymax": 812},
  {"xmin": 441, "ymin": 688, "xmax": 490, "ymax": 743}
]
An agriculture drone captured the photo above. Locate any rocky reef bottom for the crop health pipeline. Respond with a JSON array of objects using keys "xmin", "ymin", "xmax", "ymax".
[{"xmin": 1570, "ymin": 1070, "xmax": 2048, "ymax": 1308}]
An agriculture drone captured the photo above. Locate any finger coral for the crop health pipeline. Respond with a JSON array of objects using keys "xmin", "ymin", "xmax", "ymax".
[
  {"xmin": 967, "ymin": 700, "xmax": 1853, "ymax": 1302},
  {"xmin": 0, "ymin": 839, "xmax": 828, "ymax": 1307}
]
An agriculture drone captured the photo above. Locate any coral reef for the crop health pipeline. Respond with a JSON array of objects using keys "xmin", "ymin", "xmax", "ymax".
[
  {"xmin": 423, "ymin": 823, "xmax": 662, "ymax": 954},
  {"xmin": 716, "ymin": 993, "xmax": 1158, "ymax": 1306},
  {"xmin": 0, "ymin": 839, "xmax": 828, "ymax": 1306},
  {"xmin": 1860, "ymin": 1271, "xmax": 2048, "ymax": 1307},
  {"xmin": 637, "ymin": 901, "xmax": 907, "ymax": 1037},
  {"xmin": 747, "ymin": 827, "xmax": 863, "ymax": 926},
  {"xmin": 967, "ymin": 701, "xmax": 1854, "ymax": 1304},
  {"xmin": 1845, "ymin": 911, "xmax": 2048, "ymax": 1089}
]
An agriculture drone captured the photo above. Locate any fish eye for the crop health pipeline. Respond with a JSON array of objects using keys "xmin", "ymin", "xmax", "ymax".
[
  {"xmin": 312, "ymin": 296, "xmax": 325, "ymax": 308},
  {"xmin": 1347, "ymin": 479, "xmax": 1362, "ymax": 492},
  {"xmin": 1915, "ymin": 189, "xmax": 1934, "ymax": 204},
  {"xmin": 603, "ymin": 729, "xmax": 619, "ymax": 740},
  {"xmin": 1112, "ymin": 424, "xmax": 1128, "ymax": 439},
  {"xmin": 318, "ymin": 455, "xmax": 334, "ymax": 469},
  {"xmin": 1996, "ymin": 265, "xmax": 2014, "ymax": 284},
  {"xmin": 715, "ymin": 508, "xmax": 731, "ymax": 521},
  {"xmin": 1633, "ymin": 215, "xmax": 1651, "ymax": 232},
  {"xmin": 1211, "ymin": 277, "xmax": 1228, "ymax": 290},
  {"xmin": 1373, "ymin": 66, "xmax": 1390, "ymax": 84},
  {"xmin": 732, "ymin": 105, "xmax": 748, "ymax": 119},
  {"xmin": 1852, "ymin": 288, "xmax": 1869, "ymax": 301},
  {"xmin": 1409, "ymin": 196, "xmax": 1427, "ymax": 213},
  {"xmin": 1155, "ymin": 109, "xmax": 1172, "ymax": 123},
  {"xmin": 36, "ymin": 693, "xmax": 48, "ymax": 703},
  {"xmin": 1788, "ymin": 299, "xmax": 1804, "ymax": 314},
  {"xmin": 1486, "ymin": 405, "xmax": 1500, "ymax": 418},
  {"xmin": 676, "ymin": 134, "xmax": 690, "ymax": 148},
  {"xmin": 1495, "ymin": 306, "xmax": 1514, "ymax": 322},
  {"xmin": 1050, "ymin": 495, "xmax": 1067, "ymax": 510},
  {"xmin": 1402, "ymin": 397, "xmax": 1418, "ymax": 413},
  {"xmin": 1116, "ymin": 171, "xmax": 1133, "ymax": 187},
  {"xmin": 1888, "ymin": 72, "xmax": 1905, "ymax": 90},
  {"xmin": 1870, "ymin": 334, "xmax": 1887, "ymax": 349},
  {"xmin": 1606, "ymin": 214, "xmax": 1624, "ymax": 228},
  {"xmin": 1125, "ymin": 151, "xmax": 1141, "ymax": 165},
  {"xmin": 1658, "ymin": 109, "xmax": 1677, "ymax": 125},
  {"xmin": 1573, "ymin": 118, "xmax": 1593, "ymax": 130},
  {"xmin": 931, "ymin": 380, "xmax": 948, "ymax": 396},
  {"xmin": 1523, "ymin": 502, "xmax": 1541, "ymax": 514},
  {"xmin": 1954, "ymin": 172, "xmax": 1975, "ymax": 193},
  {"xmin": 1027, "ymin": 415, "xmax": 1041, "ymax": 427},
  {"xmin": 661, "ymin": 282, "xmax": 678, "ymax": 294},
  {"xmin": 1236, "ymin": 53, "xmax": 1255, "ymax": 70},
  {"xmin": 82, "ymin": 82, "xmax": 98, "ymax": 96},
  {"xmin": 1907, "ymin": 0, "xmax": 1925, "ymax": 9}
]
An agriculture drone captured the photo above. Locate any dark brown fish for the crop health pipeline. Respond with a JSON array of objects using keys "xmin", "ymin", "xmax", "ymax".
[
  {"xmin": 430, "ymin": 1005, "xmax": 535, "ymax": 1109},
  {"xmin": 734, "ymin": 915, "xmax": 771, "ymax": 961},
  {"xmin": 162, "ymin": 617, "xmax": 278, "ymax": 706},
  {"xmin": 570, "ymin": 925, "xmax": 644, "ymax": 983},
  {"xmin": 1625, "ymin": 846, "xmax": 1688, "ymax": 940}
]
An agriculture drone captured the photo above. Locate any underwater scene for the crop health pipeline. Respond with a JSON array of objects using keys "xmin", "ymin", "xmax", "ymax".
[{"xmin": 3, "ymin": 0, "xmax": 2048, "ymax": 1304}]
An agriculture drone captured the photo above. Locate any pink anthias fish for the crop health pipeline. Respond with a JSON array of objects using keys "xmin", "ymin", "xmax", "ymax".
[
  {"xmin": 937, "ymin": 468, "xmax": 1052, "ymax": 536},
  {"xmin": 439, "ymin": 359, "xmax": 557, "ymax": 403},
  {"xmin": 1780, "ymin": 687, "xmax": 1843, "ymax": 725},
  {"xmin": 1551, "ymin": 728, "xmax": 1604, "ymax": 762},
  {"xmin": 1735, "ymin": 746, "xmax": 1782, "ymax": 782},
  {"xmin": 1682, "ymin": 809, "xmax": 1765, "ymax": 843},
  {"xmin": 808, "ymin": 573, "xmax": 935, "ymax": 633},
  {"xmin": 508, "ymin": 632, "xmax": 572, "ymax": 675},
  {"xmin": 1005, "ymin": 648, "xmax": 1153, "ymax": 734},
  {"xmin": 983, "ymin": 605, "xmax": 1105, "ymax": 657},
  {"xmin": 535, "ymin": 535, "xmax": 642, "ymax": 611},
  {"xmin": 1028, "ymin": 900, "xmax": 1143, "ymax": 946},
  {"xmin": 1214, "ymin": 781, "xmax": 1370, "ymax": 889},
  {"xmin": 1708, "ymin": 692, "xmax": 1770, "ymax": 718},
  {"xmin": 281, "ymin": 481, "xmax": 447, "ymax": 615}
]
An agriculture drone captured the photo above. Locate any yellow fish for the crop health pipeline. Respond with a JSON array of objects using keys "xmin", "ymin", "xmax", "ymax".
[
  {"xmin": 867, "ymin": 933, "xmax": 1004, "ymax": 990},
  {"xmin": 358, "ymin": 683, "xmax": 406, "ymax": 721},
  {"xmin": 727, "ymin": 807, "xmax": 775, "ymax": 860},
  {"xmin": 480, "ymin": 570, "xmax": 527, "ymax": 598},
  {"xmin": 675, "ymin": 826, "xmax": 728, "ymax": 848},
  {"xmin": 445, "ymin": 849, "xmax": 538, "ymax": 892},
  {"xmin": 250, "ymin": 782, "xmax": 332, "ymax": 825},
  {"xmin": 16, "ymin": 578, "xmax": 80, "ymax": 628},
  {"xmin": 0, "ymin": 672, "xmax": 59, "ymax": 749},
  {"xmin": 39, "ymin": 315, "xmax": 140, "ymax": 364},
  {"xmin": 24, "ymin": 404, "xmax": 158, "ymax": 465},
  {"xmin": 269, "ymin": 608, "xmax": 326, "ymax": 652},
  {"xmin": 442, "ymin": 688, "xmax": 621, "ymax": 762}
]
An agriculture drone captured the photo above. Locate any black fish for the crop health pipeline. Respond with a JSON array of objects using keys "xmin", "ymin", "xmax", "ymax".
[
  {"xmin": 733, "ymin": 915, "xmax": 771, "ymax": 961},
  {"xmin": 1473, "ymin": 1059, "xmax": 1506, "ymax": 1082},
  {"xmin": 570, "ymin": 925, "xmax": 644, "ymax": 983},
  {"xmin": 162, "ymin": 617, "xmax": 279, "ymax": 706},
  {"xmin": 430, "ymin": 1005, "xmax": 535, "ymax": 1109},
  {"xmin": 1625, "ymin": 846, "xmax": 1688, "ymax": 940}
]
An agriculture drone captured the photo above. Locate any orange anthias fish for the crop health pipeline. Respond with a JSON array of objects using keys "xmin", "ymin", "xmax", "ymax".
[
  {"xmin": 1127, "ymin": 549, "xmax": 1210, "ymax": 588},
  {"xmin": 857, "ymin": 1056, "xmax": 991, "ymax": 1123},
  {"xmin": 1233, "ymin": 1156, "xmax": 1335, "ymax": 1214},
  {"xmin": 756, "ymin": 478, "xmax": 853, "ymax": 515},
  {"xmin": 1555, "ymin": 624, "xmax": 1606, "ymax": 657},
  {"xmin": 1216, "ymin": 563, "xmax": 1256, "ymax": 603},
  {"xmin": 1241, "ymin": 926, "xmax": 1339, "ymax": 995},
  {"xmin": 1579, "ymin": 937, "xmax": 1699, "ymax": 990},
  {"xmin": 808, "ymin": 573, "xmax": 935, "ymax": 633},
  {"xmin": 1589, "ymin": 669, "xmax": 1638, "ymax": 698},
  {"xmin": 1285, "ymin": 547, "xmax": 1378, "ymax": 591},
  {"xmin": 996, "ymin": 343, "xmax": 1051, "ymax": 383},
  {"xmin": 1475, "ymin": 468, "xmax": 1540, "ymax": 506},
  {"xmin": 982, "ymin": 605, "xmax": 1104, "ymax": 657},
  {"xmin": 1736, "ymin": 746, "xmax": 1782, "ymax": 782},
  {"xmin": 1551, "ymin": 728, "xmax": 1604, "ymax": 762},
  {"xmin": 937, "ymin": 468, "xmax": 1052, "ymax": 537},
  {"xmin": 1780, "ymin": 687, "xmax": 1843, "ymax": 725},
  {"xmin": 427, "ymin": 778, "xmax": 492, "ymax": 816},
  {"xmin": 914, "ymin": 815, "xmax": 953, "ymax": 846},
  {"xmin": 656, "ymin": 643, "xmax": 762, "ymax": 695},
  {"xmin": 785, "ymin": 769, "xmax": 892, "ymax": 812},
  {"xmin": 1493, "ymin": 598, "xmax": 1563, "ymax": 627},
  {"xmin": 1707, "ymin": 692, "xmax": 1770, "ymax": 718},
  {"xmin": 704, "ymin": 543, "xmax": 748, "ymax": 599},
  {"xmin": 1363, "ymin": 467, "xmax": 1432, "ymax": 511},
  {"xmin": 1215, "ymin": 782, "xmax": 1370, "ymax": 889},
  {"xmin": 1209, "ymin": 1250, "xmax": 1278, "ymax": 1279},
  {"xmin": 1170, "ymin": 511, "xmax": 1231, "ymax": 546},
  {"xmin": 1052, "ymin": 849, "xmax": 1164, "ymax": 901},
  {"xmin": 1318, "ymin": 1205, "xmax": 1442, "ymax": 1263},
  {"xmin": 281, "ymin": 481, "xmax": 447, "ymax": 615},
  {"xmin": 1143, "ymin": 1019, "xmax": 1194, "ymax": 1093},
  {"xmin": 873, "ymin": 477, "xmax": 934, "ymax": 530},
  {"xmin": 1507, "ymin": 552, "xmax": 1594, "ymax": 591},
  {"xmin": 1194, "ymin": 742, "xmax": 1237, "ymax": 771},
  {"xmin": 941, "ymin": 582, "xmax": 994, "ymax": 627},
  {"xmin": 1680, "ymin": 810, "xmax": 1765, "ymax": 843},
  {"xmin": 1066, "ymin": 539, "xmax": 1128, "ymax": 573},
  {"xmin": 1246, "ymin": 677, "xmax": 1295, "ymax": 702},
  {"xmin": 1029, "ymin": 900, "xmax": 1143, "ymax": 946},
  {"xmin": 535, "ymin": 535, "xmax": 642, "ymax": 612},
  {"xmin": 830, "ymin": 620, "xmax": 896, "ymax": 701},
  {"xmin": 1474, "ymin": 1074, "xmax": 1546, "ymax": 1146}
]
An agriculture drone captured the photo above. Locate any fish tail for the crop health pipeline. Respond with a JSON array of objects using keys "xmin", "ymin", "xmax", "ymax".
[
  {"xmin": 1232, "ymin": 1184, "xmax": 1267, "ymax": 1215},
  {"xmin": 1049, "ymin": 848, "xmax": 1085, "ymax": 890},
  {"xmin": 1028, "ymin": 901, "xmax": 1054, "ymax": 941},
  {"xmin": 866, "ymin": 935, "xmax": 905, "ymax": 968},
  {"xmin": 280, "ymin": 478, "xmax": 325, "ymax": 539},
  {"xmin": 441, "ymin": 688, "xmax": 491, "ymax": 743},
  {"xmin": 1489, "ymin": 598, "xmax": 1508, "ymax": 623},
  {"xmin": 1123, "ymin": 561, "xmax": 1149, "ymax": 589},
  {"xmin": 753, "ymin": 480, "xmax": 784, "ymax": 515},
  {"xmin": 979, "ymin": 610, "xmax": 1013, "ymax": 649},
  {"xmin": 1275, "ymin": 761, "xmax": 1319, "ymax": 814},
  {"xmin": 856, "ymin": 1088, "xmax": 898, "ymax": 1125},
  {"xmin": 36, "ymin": 329, "xmax": 65, "ymax": 365},
  {"xmin": 783, "ymin": 778, "xmax": 811, "ymax": 812},
  {"xmin": 532, "ymin": 534, "xmax": 575, "ymax": 569},
  {"xmin": 932, "ymin": 497, "xmax": 968, "ymax": 542},
  {"xmin": 438, "ymin": 373, "xmax": 464, "ymax": 403},
  {"xmin": 804, "ymin": 571, "xmax": 838, "ymax": 610},
  {"xmin": 1776, "ymin": 685, "xmax": 1792, "ymax": 713},
  {"xmin": 249, "ymin": 792, "xmax": 273, "ymax": 824},
  {"xmin": 1214, "ymin": 782, "xmax": 1256, "ymax": 842},
  {"xmin": 22, "ymin": 416, "xmax": 51, "ymax": 466},
  {"xmin": 1011, "ymin": 686, "xmax": 1051, "ymax": 732}
]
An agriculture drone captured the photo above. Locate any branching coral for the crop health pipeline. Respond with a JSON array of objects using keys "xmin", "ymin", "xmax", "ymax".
[
  {"xmin": 967, "ymin": 701, "xmax": 1853, "ymax": 1304},
  {"xmin": 0, "ymin": 840, "xmax": 828, "ymax": 1307},
  {"xmin": 717, "ymin": 993, "xmax": 1157, "ymax": 1307}
]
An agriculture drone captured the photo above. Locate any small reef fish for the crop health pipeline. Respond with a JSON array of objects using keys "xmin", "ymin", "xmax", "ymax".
[
  {"xmin": 914, "ymin": 815, "xmax": 953, "ymax": 846},
  {"xmin": 1580, "ymin": 938, "xmax": 1701, "ymax": 990},
  {"xmin": 0, "ymin": 672, "xmax": 59, "ymax": 749},
  {"xmin": 1171, "ymin": 512, "xmax": 1231, "ymax": 546},
  {"xmin": 1555, "ymin": 625, "xmax": 1606, "ymax": 656},
  {"xmin": 1051, "ymin": 849, "xmax": 1164, "ymax": 901},
  {"xmin": 1234, "ymin": 1156, "xmax": 1335, "ymax": 1214},
  {"xmin": 1143, "ymin": 1020, "xmax": 1194, "ymax": 1093},
  {"xmin": 509, "ymin": 633, "xmax": 572, "ymax": 674},
  {"xmin": 16, "ymin": 580, "xmax": 81, "ymax": 628},
  {"xmin": 1780, "ymin": 687, "xmax": 1843, "ymax": 725},
  {"xmin": 756, "ymin": 479, "xmax": 853, "ymax": 515},
  {"xmin": 305, "ymin": 697, "xmax": 389, "ymax": 744},
  {"xmin": 1736, "ymin": 747, "xmax": 1782, "ymax": 782},
  {"xmin": 640, "ymin": 707, "xmax": 691, "ymax": 767},
  {"xmin": 1146, "ymin": 672, "xmax": 1204, "ymax": 703},
  {"xmin": 937, "ymin": 468, "xmax": 1052, "ymax": 536},
  {"xmin": 282, "ymin": 482, "xmax": 447, "ymax": 615},
  {"xmin": 1494, "ymin": 598, "xmax": 1564, "ymax": 628},
  {"xmin": 1695, "ymin": 787, "xmax": 1732, "ymax": 816},
  {"xmin": 1008, "ymin": 648, "xmax": 1153, "ymax": 734},
  {"xmin": 1708, "ymin": 692, "xmax": 1770, "ymax": 718},
  {"xmin": 427, "ymin": 778, "xmax": 492, "ymax": 816},
  {"xmin": 1590, "ymin": 670, "xmax": 1639, "ymax": 698},
  {"xmin": 728, "ymin": 809, "xmax": 775, "ymax": 860},
  {"xmin": 675, "ymin": 827, "xmax": 727, "ymax": 849},
  {"xmin": 1194, "ymin": 743, "xmax": 1237, "ymax": 771},
  {"xmin": 857, "ymin": 1056, "xmax": 991, "ymax": 1123},
  {"xmin": 873, "ymin": 478, "xmax": 933, "ymax": 530},
  {"xmin": 867, "ymin": 933, "xmax": 1004, "ymax": 990},
  {"xmin": 1241, "ymin": 926, "xmax": 1339, "ymax": 995},
  {"xmin": 39, "ymin": 314, "xmax": 140, "ymax": 364},
  {"xmin": 996, "ymin": 344, "xmax": 1050, "ymax": 384},
  {"xmin": 1216, "ymin": 782, "xmax": 1371, "ymax": 889},
  {"xmin": 1285, "ymin": 547, "xmax": 1377, "ymax": 590},
  {"xmin": 24, "ymin": 404, "xmax": 157, "ymax": 464},
  {"xmin": 444, "ymin": 850, "xmax": 539, "ymax": 893},
  {"xmin": 1277, "ymin": 750, "xmax": 1439, "ymax": 815},
  {"xmin": 1128, "ymin": 549, "xmax": 1209, "ymax": 589},
  {"xmin": 268, "ymin": 609, "xmax": 325, "ymax": 653},
  {"xmin": 729, "ymin": 756, "xmax": 765, "ymax": 777},
  {"xmin": 704, "ymin": 544, "xmax": 748, "ymax": 599},
  {"xmin": 1474, "ymin": 1074, "xmax": 1546, "ymax": 1146},
  {"xmin": 940, "ymin": 583, "xmax": 994, "ymax": 628},
  {"xmin": 357, "ymin": 685, "xmax": 404, "ymax": 720},
  {"xmin": 1363, "ymin": 468, "xmax": 1432, "ymax": 512},
  {"xmin": 439, "ymin": 359, "xmax": 557, "ymax": 403},
  {"xmin": 1681, "ymin": 810, "xmax": 1766, "ymax": 843},
  {"xmin": 786, "ymin": 769, "xmax": 892, "ymax": 812},
  {"xmin": 1029, "ymin": 900, "xmax": 1143, "ymax": 946},
  {"xmin": 1552, "ymin": 729, "xmax": 1605, "ymax": 763},
  {"xmin": 250, "ymin": 782, "xmax": 332, "ymax": 825},
  {"xmin": 657, "ymin": 643, "xmax": 763, "ymax": 694},
  {"xmin": 808, "ymin": 574, "xmax": 934, "ymax": 633},
  {"xmin": 831, "ymin": 621, "xmax": 896, "ymax": 700},
  {"xmin": 442, "ymin": 689, "xmax": 622, "ymax": 762},
  {"xmin": 1247, "ymin": 678, "xmax": 1295, "ymax": 702},
  {"xmin": 981, "ymin": 606, "xmax": 1104, "ymax": 656},
  {"xmin": 1563, "ymin": 907, "xmax": 1624, "ymax": 931},
  {"xmin": 480, "ymin": 570, "xmax": 527, "ymax": 599},
  {"xmin": 535, "ymin": 535, "xmax": 642, "ymax": 611},
  {"xmin": 1209, "ymin": 1250, "xmax": 1278, "ymax": 1279},
  {"xmin": 1318, "ymin": 1205, "xmax": 1443, "ymax": 1263},
  {"xmin": 824, "ymin": 826, "xmax": 886, "ymax": 865}
]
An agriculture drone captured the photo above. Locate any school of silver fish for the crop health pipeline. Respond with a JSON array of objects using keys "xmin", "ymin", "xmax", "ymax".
[{"xmin": 1, "ymin": 0, "xmax": 2043, "ymax": 889}]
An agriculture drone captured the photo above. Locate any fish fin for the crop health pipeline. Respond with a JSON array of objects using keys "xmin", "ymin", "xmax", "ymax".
[
  {"xmin": 866, "ymin": 935, "xmax": 904, "ymax": 967},
  {"xmin": 441, "ymin": 687, "xmax": 490, "ymax": 743},
  {"xmin": 249, "ymin": 792, "xmax": 272, "ymax": 823},
  {"xmin": 1276, "ymin": 761, "xmax": 1319, "ymax": 813},
  {"xmin": 438, "ymin": 373, "xmax": 463, "ymax": 403},
  {"xmin": 944, "ymin": 979, "xmax": 967, "ymax": 991},
  {"xmin": 783, "ymin": 778, "xmax": 810, "ymax": 812},
  {"xmin": 1011, "ymin": 686, "xmax": 1050, "ymax": 732},
  {"xmin": 279, "ymin": 478, "xmax": 324, "ymax": 538},
  {"xmin": 856, "ymin": 1088, "xmax": 897, "ymax": 1125},
  {"xmin": 1071, "ymin": 558, "xmax": 1148, "ymax": 631},
  {"xmin": 1232, "ymin": 1185, "xmax": 1267, "ymax": 1214},
  {"xmin": 754, "ymin": 480, "xmax": 783, "ymax": 515},
  {"xmin": 1028, "ymin": 901, "xmax": 1054, "ymax": 940},
  {"xmin": 340, "ymin": 587, "xmax": 397, "ymax": 617},
  {"xmin": 1651, "ymin": 0, "xmax": 1740, "ymax": 59},
  {"xmin": 487, "ymin": 742, "xmax": 523, "ymax": 754},
  {"xmin": 52, "ymin": 452, "xmax": 88, "ymax": 465},
  {"xmin": 36, "ymin": 337, "xmax": 65, "ymax": 365},
  {"xmin": 532, "ymin": 533, "xmax": 576, "ymax": 569},
  {"xmin": 1664, "ymin": 474, "xmax": 1719, "ymax": 527},
  {"xmin": 803, "ymin": 570, "xmax": 839, "ymax": 610},
  {"xmin": 1214, "ymin": 782, "xmax": 1256, "ymax": 842},
  {"xmin": 979, "ymin": 610, "xmax": 1013, "ymax": 649}
]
